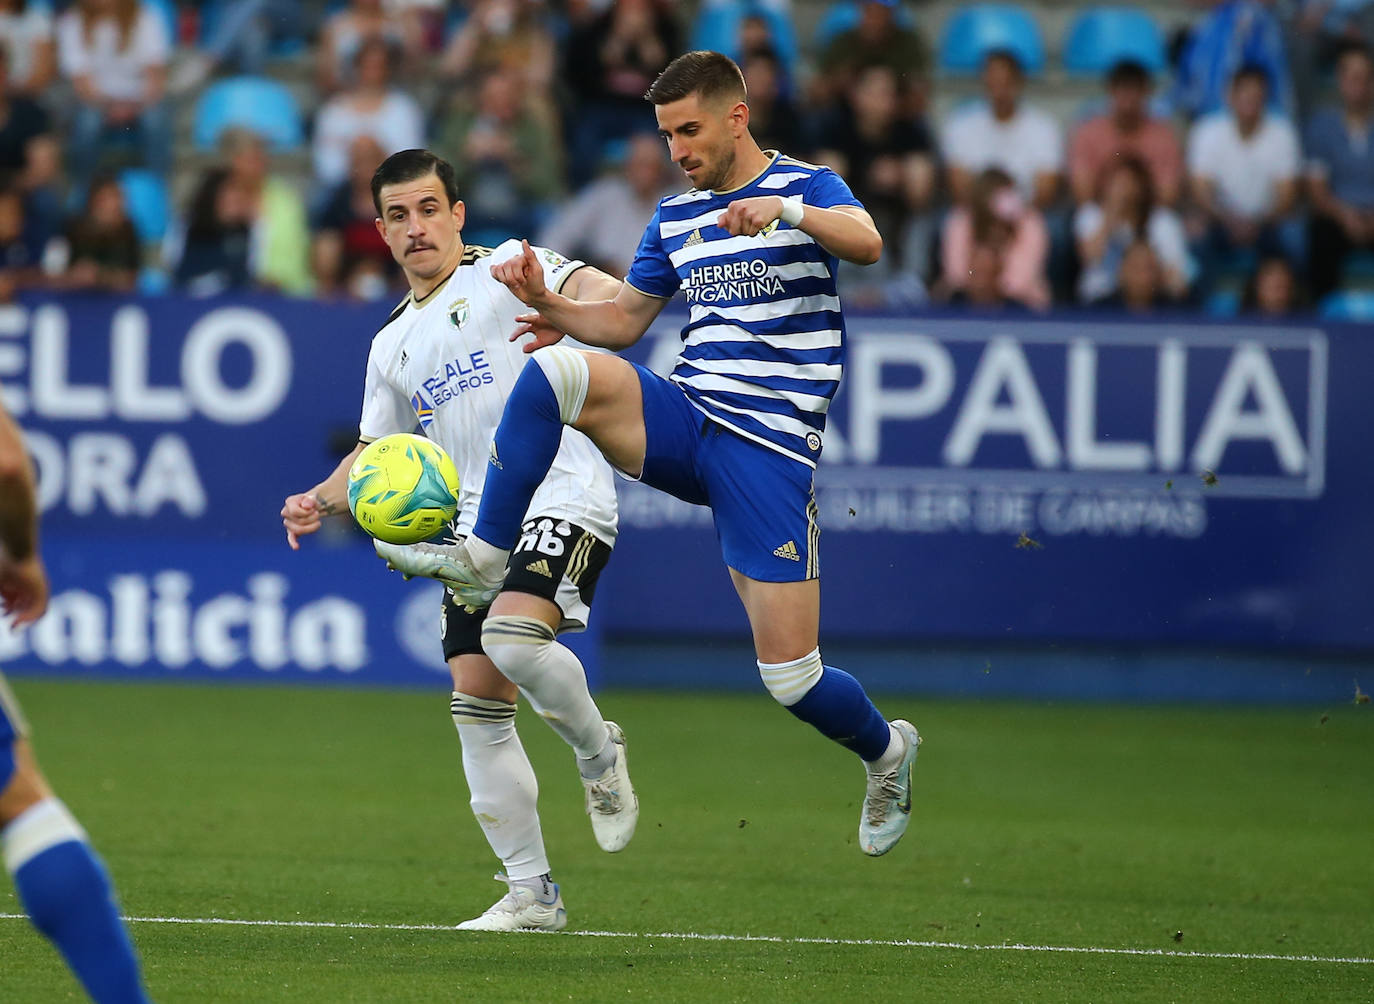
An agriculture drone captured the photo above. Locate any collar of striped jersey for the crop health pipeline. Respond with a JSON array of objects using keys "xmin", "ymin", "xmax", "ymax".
[{"xmin": 710, "ymin": 150, "xmax": 781, "ymax": 196}]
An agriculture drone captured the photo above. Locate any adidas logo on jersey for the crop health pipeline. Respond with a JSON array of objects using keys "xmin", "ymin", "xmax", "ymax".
[
  {"xmin": 683, "ymin": 229, "xmax": 704, "ymax": 247},
  {"xmin": 527, "ymin": 559, "xmax": 553, "ymax": 578},
  {"xmin": 773, "ymin": 540, "xmax": 801, "ymax": 561}
]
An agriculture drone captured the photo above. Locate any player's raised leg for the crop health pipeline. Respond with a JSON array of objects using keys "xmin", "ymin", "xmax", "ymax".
[
  {"xmin": 462, "ymin": 348, "xmax": 644, "ymax": 585},
  {"xmin": 444, "ymin": 647, "xmax": 566, "ymax": 932},
  {"xmin": 0, "ymin": 706, "xmax": 151, "ymax": 1002},
  {"xmin": 731, "ymin": 573, "xmax": 920, "ymax": 857}
]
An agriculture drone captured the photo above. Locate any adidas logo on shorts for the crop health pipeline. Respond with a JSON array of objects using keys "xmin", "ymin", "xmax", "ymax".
[
  {"xmin": 772, "ymin": 540, "xmax": 800, "ymax": 561},
  {"xmin": 528, "ymin": 559, "xmax": 553, "ymax": 577}
]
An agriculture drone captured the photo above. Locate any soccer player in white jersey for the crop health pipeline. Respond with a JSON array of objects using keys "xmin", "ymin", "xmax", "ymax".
[
  {"xmin": 439, "ymin": 51, "xmax": 921, "ymax": 857},
  {"xmin": 280, "ymin": 149, "xmax": 637, "ymax": 932},
  {"xmin": 0, "ymin": 396, "xmax": 152, "ymax": 1001}
]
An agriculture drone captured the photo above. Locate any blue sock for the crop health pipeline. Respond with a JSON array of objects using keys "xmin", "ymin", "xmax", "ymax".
[
  {"xmin": 5, "ymin": 800, "xmax": 149, "ymax": 1004},
  {"xmin": 787, "ymin": 666, "xmax": 891, "ymax": 761},
  {"xmin": 472, "ymin": 360, "xmax": 565, "ymax": 550}
]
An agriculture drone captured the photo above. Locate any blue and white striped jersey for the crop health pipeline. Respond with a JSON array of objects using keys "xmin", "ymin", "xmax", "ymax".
[{"xmin": 625, "ymin": 152, "xmax": 863, "ymax": 468}]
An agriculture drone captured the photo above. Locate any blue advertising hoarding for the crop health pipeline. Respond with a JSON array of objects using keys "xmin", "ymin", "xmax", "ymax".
[{"xmin": 0, "ymin": 295, "xmax": 1368, "ymax": 688}]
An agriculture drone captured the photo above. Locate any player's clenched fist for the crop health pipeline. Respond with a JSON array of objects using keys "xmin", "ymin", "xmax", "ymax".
[
  {"xmin": 717, "ymin": 196, "xmax": 785, "ymax": 237},
  {"xmin": 281, "ymin": 492, "xmax": 321, "ymax": 550},
  {"xmin": 492, "ymin": 239, "xmax": 549, "ymax": 306}
]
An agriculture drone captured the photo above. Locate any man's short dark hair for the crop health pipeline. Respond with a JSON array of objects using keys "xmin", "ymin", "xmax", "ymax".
[
  {"xmin": 1335, "ymin": 40, "xmax": 1374, "ymax": 70},
  {"xmin": 983, "ymin": 48, "xmax": 1024, "ymax": 75},
  {"xmin": 1107, "ymin": 59, "xmax": 1151, "ymax": 89},
  {"xmin": 371, "ymin": 149, "xmax": 460, "ymax": 215},
  {"xmin": 645, "ymin": 50, "xmax": 747, "ymax": 107},
  {"xmin": 1231, "ymin": 64, "xmax": 1269, "ymax": 90}
]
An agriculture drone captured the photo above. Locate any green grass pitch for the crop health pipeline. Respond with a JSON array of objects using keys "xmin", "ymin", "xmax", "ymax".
[{"xmin": 0, "ymin": 678, "xmax": 1371, "ymax": 1002}]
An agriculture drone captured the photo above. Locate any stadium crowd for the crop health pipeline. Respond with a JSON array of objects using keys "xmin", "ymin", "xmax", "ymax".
[{"xmin": 2, "ymin": 0, "xmax": 1374, "ymax": 318}]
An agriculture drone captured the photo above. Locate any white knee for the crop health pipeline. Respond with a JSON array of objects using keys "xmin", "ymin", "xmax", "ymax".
[
  {"xmin": 758, "ymin": 648, "xmax": 824, "ymax": 707},
  {"xmin": 532, "ymin": 345, "xmax": 590, "ymax": 424},
  {"xmin": 481, "ymin": 615, "xmax": 557, "ymax": 689}
]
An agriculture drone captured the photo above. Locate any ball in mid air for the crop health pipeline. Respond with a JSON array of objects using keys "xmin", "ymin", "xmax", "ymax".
[{"xmin": 347, "ymin": 433, "xmax": 460, "ymax": 544}]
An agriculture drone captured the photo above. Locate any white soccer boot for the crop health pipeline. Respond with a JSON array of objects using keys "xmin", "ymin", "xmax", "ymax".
[
  {"xmin": 859, "ymin": 719, "xmax": 921, "ymax": 857},
  {"xmin": 456, "ymin": 874, "xmax": 566, "ymax": 932},
  {"xmin": 373, "ymin": 538, "xmax": 504, "ymax": 609},
  {"xmin": 582, "ymin": 721, "xmax": 639, "ymax": 853}
]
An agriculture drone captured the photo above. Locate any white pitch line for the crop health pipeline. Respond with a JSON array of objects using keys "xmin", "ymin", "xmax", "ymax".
[{"xmin": 2, "ymin": 913, "xmax": 1371, "ymax": 965}]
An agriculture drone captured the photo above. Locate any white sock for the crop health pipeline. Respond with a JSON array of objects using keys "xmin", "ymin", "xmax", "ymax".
[
  {"xmin": 465, "ymin": 536, "xmax": 509, "ymax": 582},
  {"xmin": 865, "ymin": 723, "xmax": 905, "ymax": 775},
  {"xmin": 450, "ymin": 693, "xmax": 550, "ymax": 882},
  {"xmin": 481, "ymin": 617, "xmax": 611, "ymax": 762}
]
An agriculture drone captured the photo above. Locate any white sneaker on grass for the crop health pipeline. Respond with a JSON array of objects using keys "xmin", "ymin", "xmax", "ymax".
[
  {"xmin": 583, "ymin": 721, "xmax": 638, "ymax": 853},
  {"xmin": 456, "ymin": 874, "xmax": 566, "ymax": 932},
  {"xmin": 859, "ymin": 719, "xmax": 921, "ymax": 857}
]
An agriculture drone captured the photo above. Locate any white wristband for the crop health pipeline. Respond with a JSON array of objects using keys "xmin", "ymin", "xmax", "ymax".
[{"xmin": 778, "ymin": 197, "xmax": 805, "ymax": 227}]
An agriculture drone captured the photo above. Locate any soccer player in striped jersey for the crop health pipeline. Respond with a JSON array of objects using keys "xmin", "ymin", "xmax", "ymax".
[
  {"xmin": 446, "ymin": 51, "xmax": 921, "ymax": 857},
  {"xmin": 281, "ymin": 150, "xmax": 637, "ymax": 932},
  {"xmin": 0, "ymin": 397, "xmax": 151, "ymax": 1001}
]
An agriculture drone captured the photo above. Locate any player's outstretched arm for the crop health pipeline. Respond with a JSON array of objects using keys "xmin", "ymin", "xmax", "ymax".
[
  {"xmin": 718, "ymin": 196, "xmax": 883, "ymax": 266},
  {"xmin": 495, "ymin": 240, "xmax": 664, "ymax": 351},
  {"xmin": 0, "ymin": 397, "xmax": 48, "ymax": 626},
  {"xmin": 282, "ymin": 442, "xmax": 365, "ymax": 550}
]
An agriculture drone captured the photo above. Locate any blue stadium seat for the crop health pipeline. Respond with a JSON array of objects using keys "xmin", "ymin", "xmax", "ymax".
[
  {"xmin": 192, "ymin": 77, "xmax": 304, "ymax": 152},
  {"xmin": 118, "ymin": 169, "xmax": 171, "ymax": 245},
  {"xmin": 938, "ymin": 5, "xmax": 1046, "ymax": 76},
  {"xmin": 144, "ymin": 0, "xmax": 178, "ymax": 43},
  {"xmin": 812, "ymin": 1, "xmax": 918, "ymax": 50},
  {"xmin": 691, "ymin": 2, "xmax": 801, "ymax": 82},
  {"xmin": 1063, "ymin": 8, "xmax": 1166, "ymax": 77},
  {"xmin": 1319, "ymin": 290, "xmax": 1374, "ymax": 320}
]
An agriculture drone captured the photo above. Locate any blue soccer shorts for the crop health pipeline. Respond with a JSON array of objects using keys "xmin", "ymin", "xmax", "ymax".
[
  {"xmin": 632, "ymin": 364, "xmax": 819, "ymax": 583},
  {"xmin": 0, "ymin": 671, "xmax": 28, "ymax": 793}
]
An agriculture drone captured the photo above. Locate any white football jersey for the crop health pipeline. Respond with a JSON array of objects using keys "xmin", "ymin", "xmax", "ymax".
[{"xmin": 358, "ymin": 239, "xmax": 618, "ymax": 545}]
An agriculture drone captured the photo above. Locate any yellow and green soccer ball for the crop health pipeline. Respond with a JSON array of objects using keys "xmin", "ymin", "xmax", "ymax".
[{"xmin": 347, "ymin": 433, "xmax": 460, "ymax": 544}]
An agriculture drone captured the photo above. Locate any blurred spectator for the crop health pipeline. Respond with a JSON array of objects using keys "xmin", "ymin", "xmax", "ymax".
[
  {"xmin": 1069, "ymin": 61, "xmax": 1184, "ymax": 208},
  {"xmin": 938, "ymin": 168, "xmax": 1050, "ymax": 311},
  {"xmin": 1284, "ymin": 0, "xmax": 1374, "ymax": 114},
  {"xmin": 564, "ymin": 0, "xmax": 679, "ymax": 188},
  {"xmin": 168, "ymin": 0, "xmax": 308, "ymax": 94},
  {"xmin": 313, "ymin": 37, "xmax": 424, "ymax": 191},
  {"xmin": 1305, "ymin": 43, "xmax": 1374, "ymax": 300},
  {"xmin": 57, "ymin": 0, "xmax": 172, "ymax": 189},
  {"xmin": 1075, "ymin": 158, "xmax": 1192, "ymax": 305},
  {"xmin": 0, "ymin": 44, "xmax": 61, "ymax": 254},
  {"xmin": 0, "ymin": 49, "xmax": 47, "ymax": 179},
  {"xmin": 1101, "ymin": 239, "xmax": 1172, "ymax": 314},
  {"xmin": 1242, "ymin": 255, "xmax": 1306, "ymax": 315},
  {"xmin": 0, "ymin": 0, "xmax": 56, "ymax": 98},
  {"xmin": 739, "ymin": 47, "xmax": 801, "ymax": 154},
  {"xmin": 941, "ymin": 51, "xmax": 1062, "ymax": 210},
  {"xmin": 440, "ymin": 0, "xmax": 556, "ymax": 93},
  {"xmin": 317, "ymin": 0, "xmax": 424, "ymax": 96},
  {"xmin": 1187, "ymin": 66, "xmax": 1302, "ymax": 279},
  {"xmin": 56, "ymin": 174, "xmax": 139, "ymax": 293},
  {"xmin": 434, "ymin": 67, "xmax": 563, "ymax": 240},
  {"xmin": 813, "ymin": 64, "xmax": 936, "ymax": 270},
  {"xmin": 0, "ymin": 182, "xmax": 43, "ymax": 300},
  {"xmin": 1175, "ymin": 0, "xmax": 1292, "ymax": 119},
  {"xmin": 173, "ymin": 167, "xmax": 251, "ymax": 295},
  {"xmin": 691, "ymin": 1, "xmax": 801, "ymax": 88},
  {"xmin": 814, "ymin": 0, "xmax": 927, "ymax": 107},
  {"xmin": 312, "ymin": 135, "xmax": 397, "ymax": 300},
  {"xmin": 537, "ymin": 132, "xmax": 675, "ymax": 276},
  {"xmin": 220, "ymin": 127, "xmax": 312, "ymax": 295}
]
